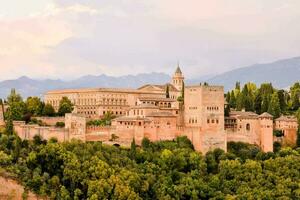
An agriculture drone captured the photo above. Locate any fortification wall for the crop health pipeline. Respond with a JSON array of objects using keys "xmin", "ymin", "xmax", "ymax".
[
  {"xmin": 14, "ymin": 121, "xmax": 68, "ymax": 142},
  {"xmin": 33, "ymin": 117, "xmax": 65, "ymax": 126}
]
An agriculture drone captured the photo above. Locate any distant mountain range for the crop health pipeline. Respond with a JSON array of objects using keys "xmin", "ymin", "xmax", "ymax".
[
  {"xmin": 0, "ymin": 73, "xmax": 172, "ymax": 99},
  {"xmin": 207, "ymin": 56, "xmax": 300, "ymax": 91},
  {"xmin": 0, "ymin": 56, "xmax": 300, "ymax": 99}
]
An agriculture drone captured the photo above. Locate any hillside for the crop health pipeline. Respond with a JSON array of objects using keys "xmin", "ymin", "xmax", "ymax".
[
  {"xmin": 208, "ymin": 57, "xmax": 300, "ymax": 91},
  {"xmin": 0, "ymin": 171, "xmax": 41, "ymax": 200}
]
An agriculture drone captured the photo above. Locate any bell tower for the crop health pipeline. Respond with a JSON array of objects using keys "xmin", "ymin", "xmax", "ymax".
[{"xmin": 172, "ymin": 63, "xmax": 184, "ymax": 91}]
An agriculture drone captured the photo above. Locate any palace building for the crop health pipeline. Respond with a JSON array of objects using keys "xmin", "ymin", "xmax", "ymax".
[{"xmin": 10, "ymin": 65, "xmax": 297, "ymax": 153}]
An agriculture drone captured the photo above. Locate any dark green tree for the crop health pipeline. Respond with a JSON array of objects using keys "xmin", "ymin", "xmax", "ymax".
[
  {"xmin": 225, "ymin": 104, "xmax": 230, "ymax": 117},
  {"xmin": 268, "ymin": 92, "xmax": 281, "ymax": 119},
  {"xmin": 129, "ymin": 138, "xmax": 137, "ymax": 159},
  {"xmin": 58, "ymin": 97, "xmax": 74, "ymax": 116},
  {"xmin": 166, "ymin": 85, "xmax": 170, "ymax": 98},
  {"xmin": 229, "ymin": 90, "xmax": 236, "ymax": 108},
  {"xmin": 225, "ymin": 92, "xmax": 231, "ymax": 105},
  {"xmin": 261, "ymin": 95, "xmax": 270, "ymax": 113},
  {"xmin": 5, "ymin": 110, "xmax": 14, "ymax": 135},
  {"xmin": 42, "ymin": 104, "xmax": 56, "ymax": 116},
  {"xmin": 277, "ymin": 90, "xmax": 287, "ymax": 112},
  {"xmin": 26, "ymin": 97, "xmax": 43, "ymax": 116},
  {"xmin": 254, "ymin": 92, "xmax": 262, "ymax": 114}
]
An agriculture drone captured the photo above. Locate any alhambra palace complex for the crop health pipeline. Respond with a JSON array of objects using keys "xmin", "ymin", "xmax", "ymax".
[{"xmin": 1, "ymin": 67, "xmax": 298, "ymax": 153}]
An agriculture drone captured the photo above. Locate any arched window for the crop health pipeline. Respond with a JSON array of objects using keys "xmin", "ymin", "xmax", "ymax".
[{"xmin": 246, "ymin": 123, "xmax": 250, "ymax": 131}]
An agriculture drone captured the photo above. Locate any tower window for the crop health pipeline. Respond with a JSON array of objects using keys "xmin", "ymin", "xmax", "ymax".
[{"xmin": 246, "ymin": 123, "xmax": 250, "ymax": 131}]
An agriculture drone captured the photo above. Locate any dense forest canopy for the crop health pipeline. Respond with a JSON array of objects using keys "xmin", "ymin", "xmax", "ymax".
[
  {"xmin": 1, "ymin": 127, "xmax": 300, "ymax": 199},
  {"xmin": 225, "ymin": 81, "xmax": 300, "ymax": 118}
]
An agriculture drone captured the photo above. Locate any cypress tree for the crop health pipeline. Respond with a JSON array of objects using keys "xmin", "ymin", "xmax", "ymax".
[
  {"xmin": 229, "ymin": 91, "xmax": 236, "ymax": 108},
  {"xmin": 268, "ymin": 92, "xmax": 281, "ymax": 118},
  {"xmin": 236, "ymin": 92, "xmax": 243, "ymax": 111},
  {"xmin": 261, "ymin": 95, "xmax": 270, "ymax": 113},
  {"xmin": 130, "ymin": 138, "xmax": 137, "ymax": 159},
  {"xmin": 254, "ymin": 93, "xmax": 262, "ymax": 114},
  {"xmin": 226, "ymin": 92, "xmax": 231, "ymax": 105},
  {"xmin": 5, "ymin": 110, "xmax": 14, "ymax": 135},
  {"xmin": 166, "ymin": 85, "xmax": 170, "ymax": 98}
]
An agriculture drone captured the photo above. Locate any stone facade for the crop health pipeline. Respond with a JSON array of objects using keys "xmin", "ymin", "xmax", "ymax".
[
  {"xmin": 225, "ymin": 111, "xmax": 274, "ymax": 152},
  {"xmin": 45, "ymin": 88, "xmax": 166, "ymax": 119},
  {"xmin": 275, "ymin": 116, "xmax": 298, "ymax": 146},
  {"xmin": 183, "ymin": 85, "xmax": 226, "ymax": 152}
]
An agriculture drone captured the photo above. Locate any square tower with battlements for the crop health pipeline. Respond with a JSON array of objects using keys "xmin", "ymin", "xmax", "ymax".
[{"xmin": 183, "ymin": 84, "xmax": 226, "ymax": 153}]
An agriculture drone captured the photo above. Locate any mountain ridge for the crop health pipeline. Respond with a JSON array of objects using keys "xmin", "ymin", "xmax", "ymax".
[{"xmin": 1, "ymin": 56, "xmax": 300, "ymax": 99}]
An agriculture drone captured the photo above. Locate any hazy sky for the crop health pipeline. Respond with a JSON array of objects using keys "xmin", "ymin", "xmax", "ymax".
[{"xmin": 0, "ymin": 0, "xmax": 300, "ymax": 80}]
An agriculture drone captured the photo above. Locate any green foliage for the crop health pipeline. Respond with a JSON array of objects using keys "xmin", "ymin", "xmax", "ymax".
[
  {"xmin": 227, "ymin": 81, "xmax": 300, "ymax": 117},
  {"xmin": 87, "ymin": 112, "xmax": 115, "ymax": 127},
  {"xmin": 274, "ymin": 130, "xmax": 284, "ymax": 137},
  {"xmin": 2, "ymin": 131, "xmax": 300, "ymax": 199},
  {"xmin": 25, "ymin": 97, "xmax": 43, "ymax": 116},
  {"xmin": 55, "ymin": 122, "xmax": 65, "ymax": 128},
  {"xmin": 166, "ymin": 85, "xmax": 170, "ymax": 98},
  {"xmin": 58, "ymin": 97, "xmax": 73, "ymax": 116},
  {"xmin": 273, "ymin": 141, "xmax": 282, "ymax": 153},
  {"xmin": 268, "ymin": 92, "xmax": 281, "ymax": 118},
  {"xmin": 4, "ymin": 111, "xmax": 14, "ymax": 135},
  {"xmin": 42, "ymin": 104, "xmax": 56, "ymax": 117},
  {"xmin": 7, "ymin": 88, "xmax": 22, "ymax": 104},
  {"xmin": 0, "ymin": 151, "xmax": 12, "ymax": 166}
]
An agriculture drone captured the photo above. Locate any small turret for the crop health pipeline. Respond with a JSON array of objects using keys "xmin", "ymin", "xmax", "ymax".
[
  {"xmin": 171, "ymin": 63, "xmax": 184, "ymax": 91},
  {"xmin": 259, "ymin": 112, "xmax": 273, "ymax": 152}
]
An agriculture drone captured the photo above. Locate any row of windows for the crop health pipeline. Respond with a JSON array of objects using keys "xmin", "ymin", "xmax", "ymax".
[
  {"xmin": 189, "ymin": 118, "xmax": 198, "ymax": 124},
  {"xmin": 133, "ymin": 109, "xmax": 144, "ymax": 116},
  {"xmin": 103, "ymin": 111, "xmax": 123, "ymax": 115},
  {"xmin": 77, "ymin": 107, "xmax": 97, "ymax": 110},
  {"xmin": 141, "ymin": 101, "xmax": 172, "ymax": 107},
  {"xmin": 173, "ymin": 79, "xmax": 183, "ymax": 85},
  {"xmin": 189, "ymin": 107, "xmax": 197, "ymax": 110},
  {"xmin": 78, "ymin": 111, "xmax": 97, "ymax": 115},
  {"xmin": 207, "ymin": 119, "xmax": 219, "ymax": 124},
  {"xmin": 207, "ymin": 106, "xmax": 219, "ymax": 111}
]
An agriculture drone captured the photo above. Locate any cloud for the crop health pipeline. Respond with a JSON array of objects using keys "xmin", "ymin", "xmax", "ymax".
[{"xmin": 1, "ymin": 0, "xmax": 300, "ymax": 80}]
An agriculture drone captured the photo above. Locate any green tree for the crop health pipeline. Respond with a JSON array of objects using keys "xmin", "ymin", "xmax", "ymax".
[
  {"xmin": 166, "ymin": 85, "xmax": 170, "ymax": 98},
  {"xmin": 241, "ymin": 84, "xmax": 253, "ymax": 111},
  {"xmin": 261, "ymin": 95, "xmax": 270, "ymax": 113},
  {"xmin": 58, "ymin": 97, "xmax": 73, "ymax": 116},
  {"xmin": 236, "ymin": 91, "xmax": 243, "ymax": 111},
  {"xmin": 5, "ymin": 110, "xmax": 14, "ymax": 135},
  {"xmin": 42, "ymin": 103, "xmax": 56, "ymax": 116},
  {"xmin": 225, "ymin": 104, "xmax": 230, "ymax": 117},
  {"xmin": 235, "ymin": 82, "xmax": 241, "ymax": 90},
  {"xmin": 277, "ymin": 90, "xmax": 287, "ymax": 112},
  {"xmin": 229, "ymin": 90, "xmax": 236, "ymax": 108},
  {"xmin": 268, "ymin": 92, "xmax": 281, "ymax": 118},
  {"xmin": 225, "ymin": 92, "xmax": 231, "ymax": 105},
  {"xmin": 254, "ymin": 92, "xmax": 262, "ymax": 114},
  {"xmin": 129, "ymin": 138, "xmax": 137, "ymax": 159},
  {"xmin": 26, "ymin": 97, "xmax": 43, "ymax": 116},
  {"xmin": 7, "ymin": 88, "xmax": 22, "ymax": 104}
]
